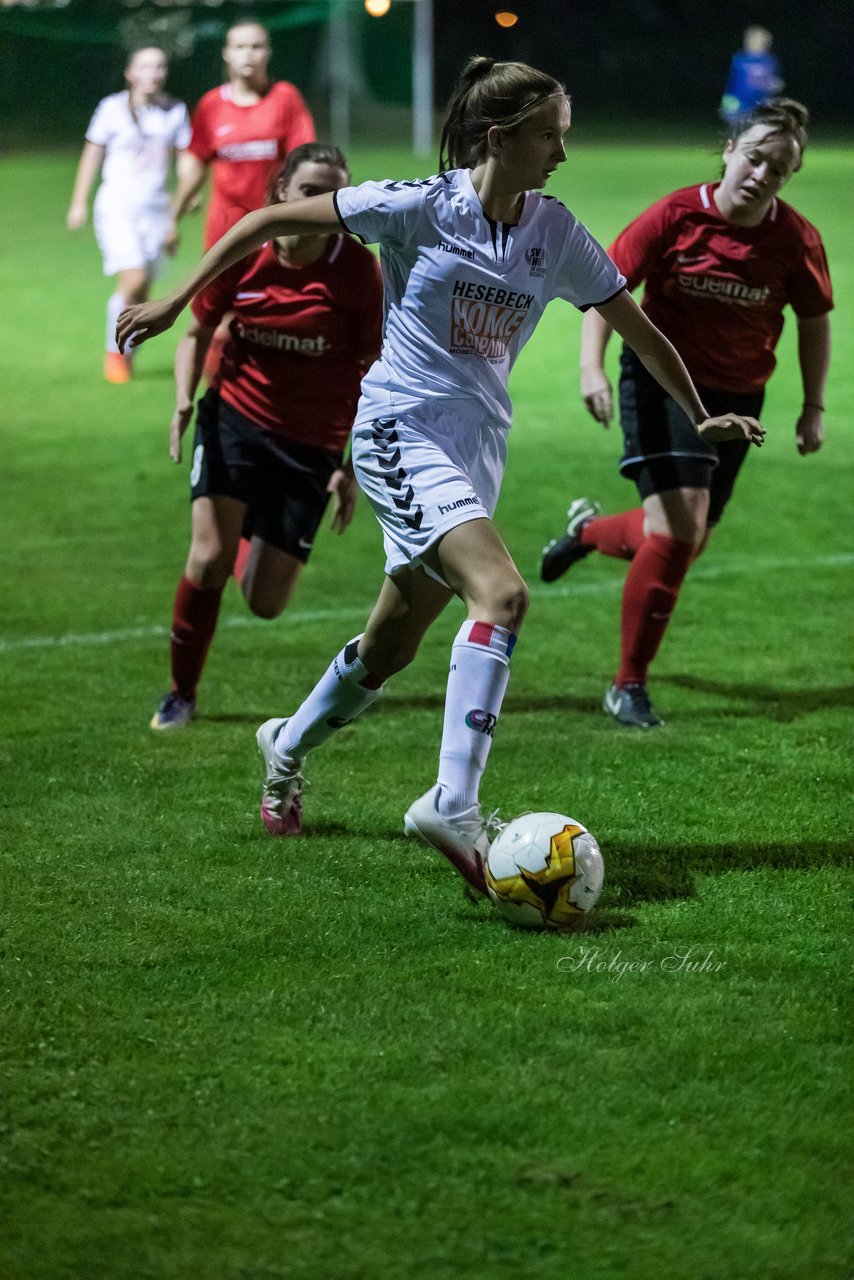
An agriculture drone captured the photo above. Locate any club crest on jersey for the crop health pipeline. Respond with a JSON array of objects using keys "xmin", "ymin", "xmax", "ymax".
[{"xmin": 525, "ymin": 246, "xmax": 546, "ymax": 278}]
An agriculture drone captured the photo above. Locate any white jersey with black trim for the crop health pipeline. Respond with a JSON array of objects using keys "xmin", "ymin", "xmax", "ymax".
[
  {"xmin": 334, "ymin": 168, "xmax": 625, "ymax": 430},
  {"xmin": 86, "ymin": 92, "xmax": 191, "ymax": 208}
]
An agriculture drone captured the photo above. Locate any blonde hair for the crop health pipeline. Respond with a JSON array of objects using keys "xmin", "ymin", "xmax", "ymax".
[{"xmin": 439, "ymin": 56, "xmax": 567, "ymax": 171}]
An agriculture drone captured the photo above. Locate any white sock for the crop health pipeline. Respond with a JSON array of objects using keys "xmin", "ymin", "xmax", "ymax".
[
  {"xmin": 437, "ymin": 621, "xmax": 515, "ymax": 815},
  {"xmin": 106, "ymin": 292, "xmax": 127, "ymax": 355},
  {"xmin": 275, "ymin": 636, "xmax": 383, "ymax": 761}
]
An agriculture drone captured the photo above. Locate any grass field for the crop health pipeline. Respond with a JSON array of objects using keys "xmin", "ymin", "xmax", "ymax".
[{"xmin": 2, "ymin": 141, "xmax": 852, "ymax": 1280}]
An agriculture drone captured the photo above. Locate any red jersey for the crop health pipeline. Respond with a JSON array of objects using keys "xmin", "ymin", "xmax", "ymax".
[
  {"xmin": 191, "ymin": 234, "xmax": 383, "ymax": 450},
  {"xmin": 610, "ymin": 183, "xmax": 833, "ymax": 393},
  {"xmin": 189, "ymin": 82, "xmax": 315, "ymax": 247}
]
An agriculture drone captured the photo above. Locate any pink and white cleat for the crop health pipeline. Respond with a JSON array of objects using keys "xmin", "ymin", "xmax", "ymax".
[
  {"xmin": 256, "ymin": 718, "xmax": 304, "ymax": 836},
  {"xmin": 404, "ymin": 784, "xmax": 492, "ymax": 897}
]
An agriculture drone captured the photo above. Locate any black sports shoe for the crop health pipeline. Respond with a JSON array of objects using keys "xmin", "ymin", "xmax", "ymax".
[
  {"xmin": 540, "ymin": 497, "xmax": 601, "ymax": 582},
  {"xmin": 603, "ymin": 682, "xmax": 664, "ymax": 728}
]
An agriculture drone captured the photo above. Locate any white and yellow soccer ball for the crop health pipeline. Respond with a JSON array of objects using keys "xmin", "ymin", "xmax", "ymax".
[{"xmin": 485, "ymin": 813, "xmax": 604, "ymax": 929}]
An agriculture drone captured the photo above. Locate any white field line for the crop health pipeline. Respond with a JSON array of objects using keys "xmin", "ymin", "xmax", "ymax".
[{"xmin": 1, "ymin": 552, "xmax": 851, "ymax": 656}]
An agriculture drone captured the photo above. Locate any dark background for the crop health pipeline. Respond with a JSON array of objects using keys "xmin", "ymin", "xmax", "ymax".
[{"xmin": 1, "ymin": 0, "xmax": 851, "ymax": 148}]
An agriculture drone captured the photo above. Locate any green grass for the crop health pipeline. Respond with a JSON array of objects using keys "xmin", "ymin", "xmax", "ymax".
[{"xmin": 1, "ymin": 143, "xmax": 852, "ymax": 1280}]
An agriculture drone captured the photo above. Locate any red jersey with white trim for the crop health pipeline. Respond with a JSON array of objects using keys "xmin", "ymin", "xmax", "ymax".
[
  {"xmin": 189, "ymin": 82, "xmax": 315, "ymax": 247},
  {"xmin": 191, "ymin": 234, "xmax": 382, "ymax": 450},
  {"xmin": 610, "ymin": 183, "xmax": 833, "ymax": 393}
]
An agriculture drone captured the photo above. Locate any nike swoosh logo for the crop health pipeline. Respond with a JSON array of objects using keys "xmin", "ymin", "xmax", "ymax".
[
  {"xmin": 676, "ymin": 253, "xmax": 711, "ymax": 265},
  {"xmin": 298, "ymin": 537, "xmax": 314, "ymax": 551},
  {"xmin": 215, "ymin": 125, "xmax": 234, "ymax": 136}
]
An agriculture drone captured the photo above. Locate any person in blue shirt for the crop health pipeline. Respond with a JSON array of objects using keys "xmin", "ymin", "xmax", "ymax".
[{"xmin": 720, "ymin": 26, "xmax": 783, "ymax": 124}]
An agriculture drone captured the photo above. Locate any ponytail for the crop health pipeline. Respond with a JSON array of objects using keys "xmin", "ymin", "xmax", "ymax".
[{"xmin": 439, "ymin": 55, "xmax": 567, "ymax": 172}]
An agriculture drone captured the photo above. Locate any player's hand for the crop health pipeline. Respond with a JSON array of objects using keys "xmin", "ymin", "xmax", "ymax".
[
  {"xmin": 66, "ymin": 203, "xmax": 87, "ymax": 231},
  {"xmin": 169, "ymin": 404, "xmax": 194, "ymax": 464},
  {"xmin": 116, "ymin": 297, "xmax": 182, "ymax": 353},
  {"xmin": 580, "ymin": 367, "xmax": 613, "ymax": 426},
  {"xmin": 697, "ymin": 414, "xmax": 766, "ymax": 446},
  {"xmin": 327, "ymin": 465, "xmax": 357, "ymax": 534},
  {"xmin": 795, "ymin": 406, "xmax": 824, "ymax": 455}
]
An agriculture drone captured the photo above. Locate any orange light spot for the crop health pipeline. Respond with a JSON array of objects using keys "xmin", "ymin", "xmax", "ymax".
[{"xmin": 495, "ymin": 11, "xmax": 519, "ymax": 27}]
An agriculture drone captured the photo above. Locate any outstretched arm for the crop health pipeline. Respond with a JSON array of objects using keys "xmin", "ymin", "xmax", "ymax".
[
  {"xmin": 169, "ymin": 316, "xmax": 215, "ymax": 463},
  {"xmin": 67, "ymin": 141, "xmax": 105, "ymax": 229},
  {"xmin": 593, "ymin": 291, "xmax": 765, "ymax": 446},
  {"xmin": 116, "ymin": 194, "xmax": 342, "ymax": 352},
  {"xmin": 171, "ymin": 151, "xmax": 208, "ymax": 222},
  {"xmin": 579, "ymin": 306, "xmax": 615, "ymax": 425},
  {"xmin": 795, "ymin": 313, "xmax": 830, "ymax": 456}
]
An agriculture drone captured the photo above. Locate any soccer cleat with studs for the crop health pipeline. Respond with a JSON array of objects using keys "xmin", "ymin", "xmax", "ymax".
[
  {"xmin": 539, "ymin": 497, "xmax": 601, "ymax": 582},
  {"xmin": 150, "ymin": 691, "xmax": 196, "ymax": 731},
  {"xmin": 603, "ymin": 682, "xmax": 664, "ymax": 729},
  {"xmin": 404, "ymin": 784, "xmax": 506, "ymax": 897},
  {"xmin": 256, "ymin": 718, "xmax": 304, "ymax": 836}
]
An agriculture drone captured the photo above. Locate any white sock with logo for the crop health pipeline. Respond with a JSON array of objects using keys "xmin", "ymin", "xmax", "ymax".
[
  {"xmin": 274, "ymin": 636, "xmax": 383, "ymax": 762},
  {"xmin": 106, "ymin": 292, "xmax": 127, "ymax": 355},
  {"xmin": 437, "ymin": 620, "xmax": 515, "ymax": 816}
]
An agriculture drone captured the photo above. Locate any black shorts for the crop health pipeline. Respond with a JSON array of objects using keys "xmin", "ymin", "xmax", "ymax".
[
  {"xmin": 189, "ymin": 389, "xmax": 342, "ymax": 561},
  {"xmin": 617, "ymin": 347, "xmax": 764, "ymax": 526}
]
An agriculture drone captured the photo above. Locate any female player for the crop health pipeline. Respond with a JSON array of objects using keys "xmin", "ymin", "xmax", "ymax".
[
  {"xmin": 540, "ymin": 99, "xmax": 832, "ymax": 728},
  {"xmin": 117, "ymin": 57, "xmax": 763, "ymax": 894},
  {"xmin": 172, "ymin": 20, "xmax": 315, "ymax": 249},
  {"xmin": 67, "ymin": 46, "xmax": 192, "ymax": 383},
  {"xmin": 150, "ymin": 143, "xmax": 383, "ymax": 730}
]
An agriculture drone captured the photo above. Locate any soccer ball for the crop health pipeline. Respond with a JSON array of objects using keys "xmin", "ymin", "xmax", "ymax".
[{"xmin": 485, "ymin": 813, "xmax": 604, "ymax": 930}]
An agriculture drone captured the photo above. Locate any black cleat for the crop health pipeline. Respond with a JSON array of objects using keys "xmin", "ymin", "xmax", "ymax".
[
  {"xmin": 540, "ymin": 497, "xmax": 601, "ymax": 582},
  {"xmin": 603, "ymin": 682, "xmax": 664, "ymax": 728}
]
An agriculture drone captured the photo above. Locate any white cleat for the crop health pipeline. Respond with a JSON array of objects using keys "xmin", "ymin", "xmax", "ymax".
[
  {"xmin": 256, "ymin": 718, "xmax": 304, "ymax": 836},
  {"xmin": 404, "ymin": 784, "xmax": 490, "ymax": 897}
]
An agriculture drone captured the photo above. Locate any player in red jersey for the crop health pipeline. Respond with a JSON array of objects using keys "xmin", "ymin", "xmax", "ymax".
[
  {"xmin": 150, "ymin": 143, "xmax": 382, "ymax": 730},
  {"xmin": 172, "ymin": 21, "xmax": 315, "ymax": 249},
  {"xmin": 540, "ymin": 99, "xmax": 833, "ymax": 727}
]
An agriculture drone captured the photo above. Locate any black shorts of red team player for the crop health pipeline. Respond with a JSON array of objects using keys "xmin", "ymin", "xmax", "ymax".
[
  {"xmin": 617, "ymin": 347, "xmax": 765, "ymax": 527},
  {"xmin": 189, "ymin": 388, "xmax": 343, "ymax": 562}
]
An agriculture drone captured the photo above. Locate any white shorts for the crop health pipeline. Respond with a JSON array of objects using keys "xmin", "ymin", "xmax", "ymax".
[
  {"xmin": 350, "ymin": 400, "xmax": 508, "ymax": 580},
  {"xmin": 93, "ymin": 189, "xmax": 171, "ymax": 277}
]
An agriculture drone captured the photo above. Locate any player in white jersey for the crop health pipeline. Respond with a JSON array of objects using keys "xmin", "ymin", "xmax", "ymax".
[
  {"xmin": 67, "ymin": 47, "xmax": 192, "ymax": 382},
  {"xmin": 117, "ymin": 56, "xmax": 764, "ymax": 897}
]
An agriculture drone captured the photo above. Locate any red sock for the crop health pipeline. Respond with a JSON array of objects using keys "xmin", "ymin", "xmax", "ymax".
[
  {"xmin": 616, "ymin": 534, "xmax": 695, "ymax": 686},
  {"xmin": 170, "ymin": 575, "xmax": 224, "ymax": 700},
  {"xmin": 233, "ymin": 537, "xmax": 252, "ymax": 585},
  {"xmin": 581, "ymin": 508, "xmax": 645, "ymax": 560}
]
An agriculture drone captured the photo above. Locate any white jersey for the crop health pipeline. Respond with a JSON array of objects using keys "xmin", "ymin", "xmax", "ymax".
[
  {"xmin": 86, "ymin": 92, "xmax": 191, "ymax": 209},
  {"xmin": 334, "ymin": 169, "xmax": 625, "ymax": 430}
]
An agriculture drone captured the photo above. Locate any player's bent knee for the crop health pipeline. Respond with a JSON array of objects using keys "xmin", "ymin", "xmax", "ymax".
[
  {"xmin": 487, "ymin": 580, "xmax": 529, "ymax": 632},
  {"xmin": 186, "ymin": 549, "xmax": 233, "ymax": 588},
  {"xmin": 246, "ymin": 596, "xmax": 287, "ymax": 621}
]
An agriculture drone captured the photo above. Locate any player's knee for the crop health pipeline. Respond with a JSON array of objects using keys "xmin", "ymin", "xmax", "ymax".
[
  {"xmin": 246, "ymin": 593, "xmax": 287, "ymax": 621},
  {"xmin": 483, "ymin": 578, "xmax": 529, "ymax": 632},
  {"xmin": 186, "ymin": 546, "xmax": 232, "ymax": 587}
]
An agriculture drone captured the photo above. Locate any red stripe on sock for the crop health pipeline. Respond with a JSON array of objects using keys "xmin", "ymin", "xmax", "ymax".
[
  {"xmin": 616, "ymin": 534, "xmax": 695, "ymax": 685},
  {"xmin": 468, "ymin": 621, "xmax": 495, "ymax": 648}
]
